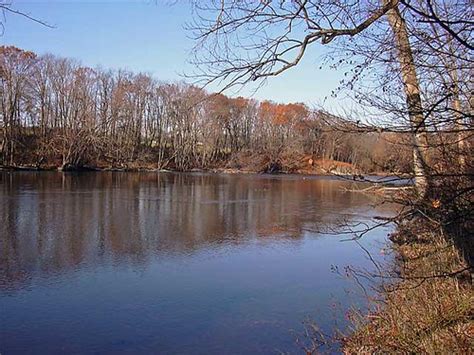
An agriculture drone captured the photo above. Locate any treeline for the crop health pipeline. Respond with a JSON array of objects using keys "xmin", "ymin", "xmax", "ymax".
[{"xmin": 0, "ymin": 46, "xmax": 410, "ymax": 173}]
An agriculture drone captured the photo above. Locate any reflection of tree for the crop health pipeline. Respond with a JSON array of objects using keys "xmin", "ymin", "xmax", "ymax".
[{"xmin": 0, "ymin": 172, "xmax": 390, "ymax": 290}]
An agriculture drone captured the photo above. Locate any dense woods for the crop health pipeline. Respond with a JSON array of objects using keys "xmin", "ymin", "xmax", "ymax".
[{"xmin": 0, "ymin": 46, "xmax": 412, "ymax": 174}]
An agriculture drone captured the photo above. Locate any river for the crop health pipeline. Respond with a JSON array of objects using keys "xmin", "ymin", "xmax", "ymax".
[{"xmin": 0, "ymin": 172, "xmax": 395, "ymax": 354}]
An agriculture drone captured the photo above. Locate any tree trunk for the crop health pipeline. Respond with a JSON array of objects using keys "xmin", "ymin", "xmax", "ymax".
[
  {"xmin": 448, "ymin": 58, "xmax": 467, "ymax": 170},
  {"xmin": 384, "ymin": 1, "xmax": 430, "ymax": 199}
]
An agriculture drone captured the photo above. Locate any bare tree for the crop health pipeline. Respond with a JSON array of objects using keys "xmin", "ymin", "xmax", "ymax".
[
  {"xmin": 189, "ymin": 0, "xmax": 472, "ymax": 198},
  {"xmin": 0, "ymin": 0, "xmax": 52, "ymax": 34},
  {"xmin": 0, "ymin": 45, "xmax": 441, "ymax": 177}
]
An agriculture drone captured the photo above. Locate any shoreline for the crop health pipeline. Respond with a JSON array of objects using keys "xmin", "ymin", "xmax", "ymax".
[
  {"xmin": 343, "ymin": 216, "xmax": 472, "ymax": 353},
  {"xmin": 0, "ymin": 164, "xmax": 410, "ymax": 182}
]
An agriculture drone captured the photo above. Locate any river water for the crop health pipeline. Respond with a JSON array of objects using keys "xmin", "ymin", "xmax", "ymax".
[{"xmin": 0, "ymin": 172, "xmax": 395, "ymax": 354}]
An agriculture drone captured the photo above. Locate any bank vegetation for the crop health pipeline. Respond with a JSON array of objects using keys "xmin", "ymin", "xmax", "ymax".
[{"xmin": 0, "ymin": 46, "xmax": 414, "ymax": 175}]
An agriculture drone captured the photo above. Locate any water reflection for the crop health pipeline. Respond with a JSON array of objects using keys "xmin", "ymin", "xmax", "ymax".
[
  {"xmin": 0, "ymin": 172, "xmax": 394, "ymax": 354},
  {"xmin": 2, "ymin": 172, "xmax": 380, "ymax": 285}
]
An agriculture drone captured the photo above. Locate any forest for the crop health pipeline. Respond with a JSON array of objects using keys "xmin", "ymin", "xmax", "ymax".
[{"xmin": 0, "ymin": 45, "xmax": 412, "ymax": 174}]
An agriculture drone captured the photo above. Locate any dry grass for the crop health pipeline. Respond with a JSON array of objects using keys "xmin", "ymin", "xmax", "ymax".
[{"xmin": 343, "ymin": 219, "xmax": 473, "ymax": 354}]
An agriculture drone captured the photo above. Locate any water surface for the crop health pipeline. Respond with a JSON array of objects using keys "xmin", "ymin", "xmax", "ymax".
[{"xmin": 0, "ymin": 172, "xmax": 394, "ymax": 354}]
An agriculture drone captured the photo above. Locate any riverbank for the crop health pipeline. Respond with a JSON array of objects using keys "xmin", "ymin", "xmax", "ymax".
[
  {"xmin": 343, "ymin": 216, "xmax": 473, "ymax": 353},
  {"xmin": 0, "ymin": 161, "xmax": 407, "ymax": 180}
]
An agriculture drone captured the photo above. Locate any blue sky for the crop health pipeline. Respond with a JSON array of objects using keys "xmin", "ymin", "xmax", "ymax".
[{"xmin": 1, "ymin": 0, "xmax": 347, "ymax": 108}]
